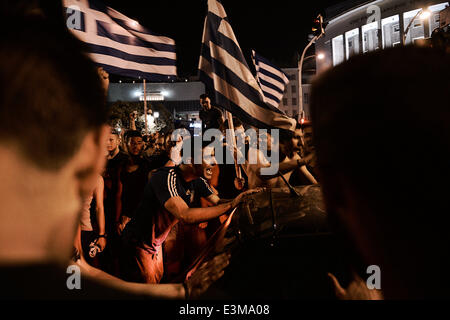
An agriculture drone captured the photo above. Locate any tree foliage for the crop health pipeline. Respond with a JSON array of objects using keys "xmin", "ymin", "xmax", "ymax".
[{"xmin": 107, "ymin": 101, "xmax": 174, "ymax": 134}]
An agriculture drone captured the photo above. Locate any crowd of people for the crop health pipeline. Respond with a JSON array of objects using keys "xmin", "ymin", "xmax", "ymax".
[
  {"xmin": 1, "ymin": 1, "xmax": 450, "ymax": 301},
  {"xmin": 76, "ymin": 89, "xmax": 320, "ymax": 287}
]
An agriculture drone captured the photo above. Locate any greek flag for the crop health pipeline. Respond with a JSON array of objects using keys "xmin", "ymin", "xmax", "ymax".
[
  {"xmin": 252, "ymin": 50, "xmax": 289, "ymax": 109},
  {"xmin": 63, "ymin": 0, "xmax": 177, "ymax": 81},
  {"xmin": 198, "ymin": 0, "xmax": 295, "ymax": 131}
]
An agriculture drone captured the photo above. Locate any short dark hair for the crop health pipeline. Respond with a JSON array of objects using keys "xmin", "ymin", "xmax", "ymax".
[
  {"xmin": 279, "ymin": 129, "xmax": 294, "ymax": 144},
  {"xmin": 0, "ymin": 17, "xmax": 107, "ymax": 170},
  {"xmin": 126, "ymin": 130, "xmax": 143, "ymax": 142},
  {"xmin": 199, "ymin": 94, "xmax": 209, "ymax": 100}
]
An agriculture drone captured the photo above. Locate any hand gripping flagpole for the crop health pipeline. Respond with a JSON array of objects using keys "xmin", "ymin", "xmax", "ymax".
[
  {"xmin": 143, "ymin": 79, "xmax": 148, "ymax": 134},
  {"xmin": 226, "ymin": 111, "xmax": 242, "ymax": 179}
]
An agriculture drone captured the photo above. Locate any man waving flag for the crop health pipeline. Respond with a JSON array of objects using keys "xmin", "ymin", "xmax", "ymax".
[
  {"xmin": 252, "ymin": 50, "xmax": 289, "ymax": 109},
  {"xmin": 63, "ymin": 0, "xmax": 177, "ymax": 81},
  {"xmin": 198, "ymin": 0, "xmax": 296, "ymax": 131}
]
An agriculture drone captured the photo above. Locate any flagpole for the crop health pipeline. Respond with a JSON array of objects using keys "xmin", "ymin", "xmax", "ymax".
[
  {"xmin": 225, "ymin": 111, "xmax": 242, "ymax": 179},
  {"xmin": 143, "ymin": 79, "xmax": 147, "ymax": 133}
]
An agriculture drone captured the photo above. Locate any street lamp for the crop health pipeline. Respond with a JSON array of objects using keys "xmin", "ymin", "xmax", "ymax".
[
  {"xmin": 402, "ymin": 9, "xmax": 431, "ymax": 45},
  {"xmin": 298, "ymin": 14, "xmax": 327, "ymax": 122},
  {"xmin": 298, "ymin": 41, "xmax": 325, "ymax": 122}
]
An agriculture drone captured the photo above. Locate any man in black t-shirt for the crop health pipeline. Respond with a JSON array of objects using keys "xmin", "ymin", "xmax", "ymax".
[
  {"xmin": 199, "ymin": 94, "xmax": 224, "ymax": 131},
  {"xmin": 99, "ymin": 128, "xmax": 129, "ymax": 275},
  {"xmin": 122, "ymin": 142, "xmax": 260, "ymax": 284},
  {"xmin": 116, "ymin": 131, "xmax": 151, "ymax": 234},
  {"xmin": 104, "ymin": 129, "xmax": 128, "ymax": 225}
]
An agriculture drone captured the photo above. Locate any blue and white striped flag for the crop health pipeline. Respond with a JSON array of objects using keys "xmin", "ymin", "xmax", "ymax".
[
  {"xmin": 252, "ymin": 50, "xmax": 289, "ymax": 109},
  {"xmin": 63, "ymin": 0, "xmax": 177, "ymax": 82},
  {"xmin": 198, "ymin": 0, "xmax": 295, "ymax": 131}
]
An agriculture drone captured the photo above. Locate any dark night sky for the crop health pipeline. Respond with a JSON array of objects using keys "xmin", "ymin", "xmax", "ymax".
[{"xmin": 102, "ymin": 0, "xmax": 344, "ymax": 78}]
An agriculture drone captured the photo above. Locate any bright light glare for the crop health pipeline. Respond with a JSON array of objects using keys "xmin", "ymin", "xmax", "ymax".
[
  {"xmin": 153, "ymin": 112, "xmax": 160, "ymax": 118},
  {"xmin": 317, "ymin": 53, "xmax": 325, "ymax": 60},
  {"xmin": 130, "ymin": 20, "xmax": 139, "ymax": 27},
  {"xmin": 420, "ymin": 10, "xmax": 431, "ymax": 19}
]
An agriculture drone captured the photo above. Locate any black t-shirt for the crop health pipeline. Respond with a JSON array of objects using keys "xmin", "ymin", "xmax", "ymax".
[
  {"xmin": 191, "ymin": 177, "xmax": 216, "ymax": 208},
  {"xmin": 120, "ymin": 158, "xmax": 151, "ymax": 219},
  {"xmin": 123, "ymin": 167, "xmax": 213, "ymax": 252},
  {"xmin": 103, "ymin": 151, "xmax": 128, "ymax": 226},
  {"xmin": 199, "ymin": 106, "xmax": 223, "ymax": 130}
]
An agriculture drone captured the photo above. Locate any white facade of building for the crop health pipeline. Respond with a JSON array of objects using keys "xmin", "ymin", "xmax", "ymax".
[
  {"xmin": 279, "ymin": 68, "xmax": 312, "ymax": 121},
  {"xmin": 316, "ymin": 0, "xmax": 449, "ymax": 74}
]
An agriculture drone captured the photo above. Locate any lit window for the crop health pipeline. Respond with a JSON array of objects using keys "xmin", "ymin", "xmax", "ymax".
[
  {"xmin": 428, "ymin": 3, "xmax": 449, "ymax": 34},
  {"xmin": 382, "ymin": 15, "xmax": 400, "ymax": 48},
  {"xmin": 332, "ymin": 35, "xmax": 344, "ymax": 66},
  {"xmin": 362, "ymin": 21, "xmax": 379, "ymax": 53},
  {"xmin": 403, "ymin": 9, "xmax": 425, "ymax": 45},
  {"xmin": 345, "ymin": 28, "xmax": 360, "ymax": 59}
]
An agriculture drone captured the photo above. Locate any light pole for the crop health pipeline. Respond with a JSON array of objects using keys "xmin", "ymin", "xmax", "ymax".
[
  {"xmin": 298, "ymin": 41, "xmax": 325, "ymax": 122},
  {"xmin": 298, "ymin": 35, "xmax": 318, "ymax": 122},
  {"xmin": 298, "ymin": 14, "xmax": 327, "ymax": 122},
  {"xmin": 402, "ymin": 9, "xmax": 431, "ymax": 45}
]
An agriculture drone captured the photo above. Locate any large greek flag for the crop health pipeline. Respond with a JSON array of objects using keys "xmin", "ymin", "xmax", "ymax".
[
  {"xmin": 252, "ymin": 50, "xmax": 289, "ymax": 109},
  {"xmin": 198, "ymin": 0, "xmax": 295, "ymax": 130},
  {"xmin": 63, "ymin": 0, "xmax": 177, "ymax": 81}
]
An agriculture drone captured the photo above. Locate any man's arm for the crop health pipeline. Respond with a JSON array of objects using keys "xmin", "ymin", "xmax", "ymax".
[
  {"xmin": 115, "ymin": 172, "xmax": 123, "ymax": 223},
  {"xmin": 299, "ymin": 165, "xmax": 318, "ymax": 184},
  {"xmin": 115, "ymin": 169, "xmax": 130, "ymax": 235},
  {"xmin": 165, "ymin": 197, "xmax": 232, "ymax": 224},
  {"xmin": 94, "ymin": 176, "xmax": 107, "ymax": 250},
  {"xmin": 75, "ymin": 251, "xmax": 230, "ymax": 299},
  {"xmin": 256, "ymin": 153, "xmax": 313, "ymax": 181},
  {"xmin": 215, "ymin": 108, "xmax": 225, "ymax": 129},
  {"xmin": 129, "ymin": 111, "xmax": 137, "ymax": 130},
  {"xmin": 164, "ymin": 188, "xmax": 261, "ymax": 224},
  {"xmin": 257, "ymin": 159, "xmax": 298, "ymax": 180}
]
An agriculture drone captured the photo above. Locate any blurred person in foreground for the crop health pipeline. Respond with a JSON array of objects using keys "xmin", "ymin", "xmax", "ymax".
[
  {"xmin": 311, "ymin": 45, "xmax": 450, "ymax": 299},
  {"xmin": 0, "ymin": 15, "xmax": 228, "ymax": 300}
]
